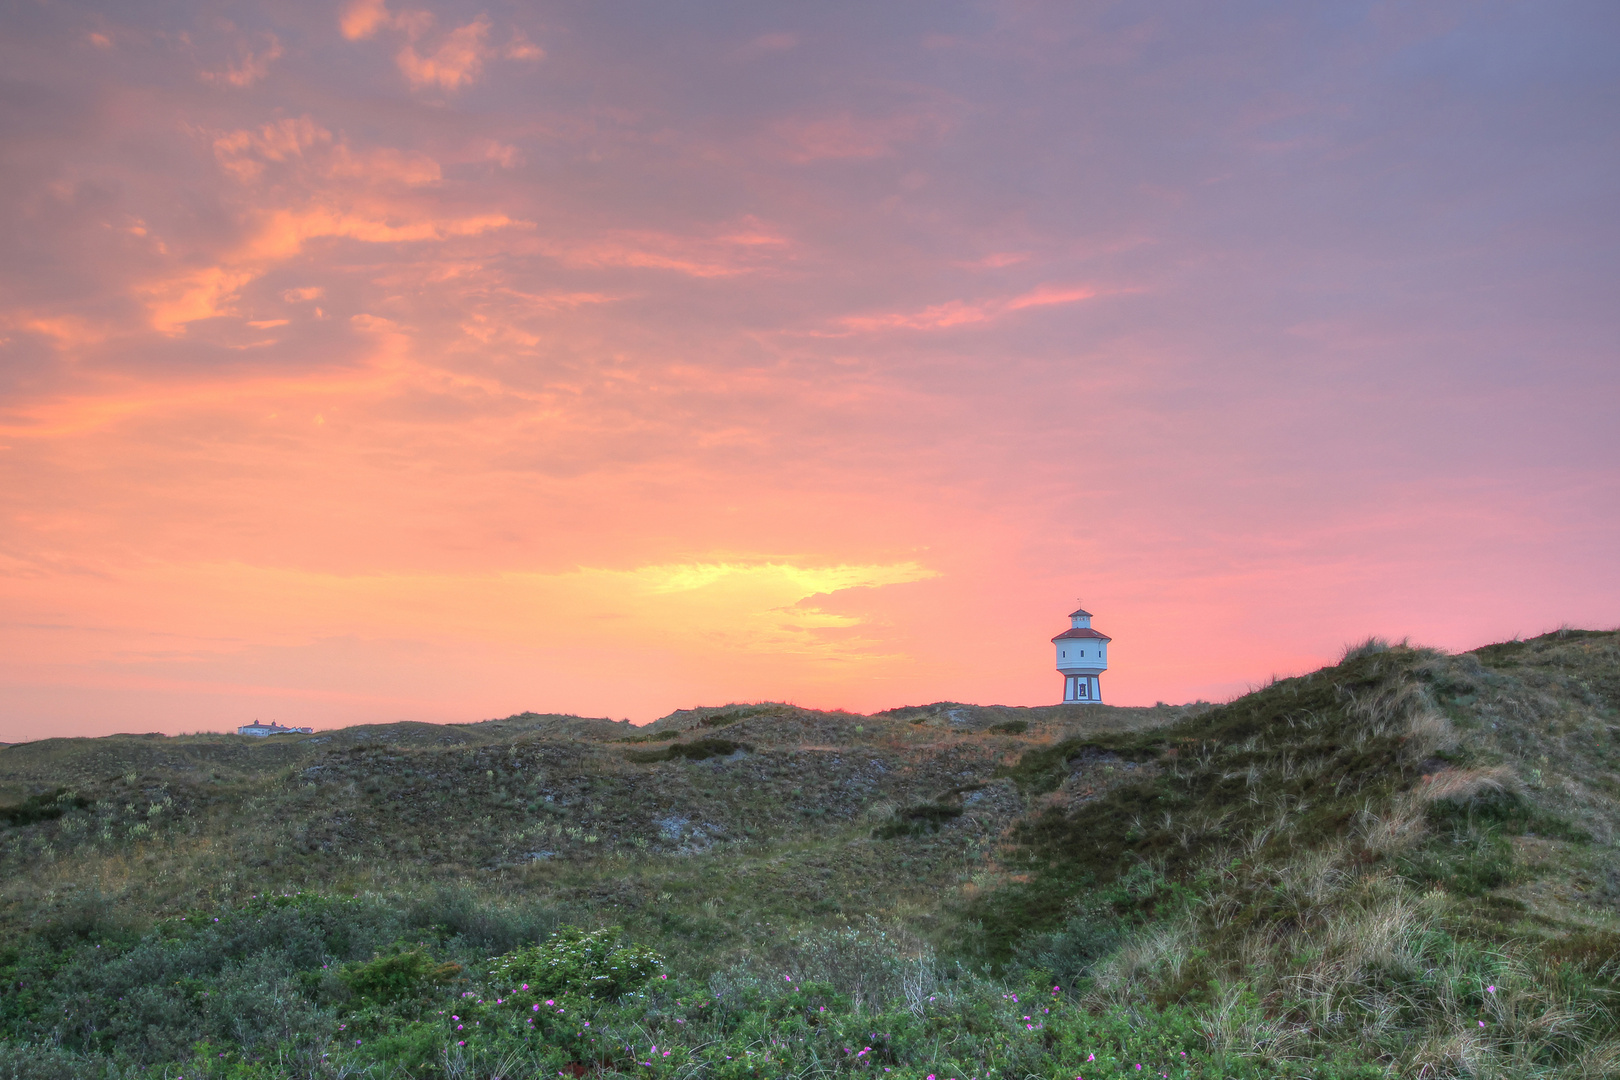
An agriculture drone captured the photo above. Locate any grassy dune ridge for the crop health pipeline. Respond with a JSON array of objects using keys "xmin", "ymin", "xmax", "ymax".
[{"xmin": 0, "ymin": 630, "xmax": 1617, "ymax": 1078}]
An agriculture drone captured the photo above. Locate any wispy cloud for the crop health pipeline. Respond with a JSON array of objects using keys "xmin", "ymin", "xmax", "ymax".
[
  {"xmin": 340, "ymin": 0, "xmax": 394, "ymax": 41},
  {"xmin": 200, "ymin": 34, "xmax": 283, "ymax": 88},
  {"xmin": 339, "ymin": 3, "xmax": 533, "ymax": 91},
  {"xmin": 211, "ymin": 116, "xmax": 439, "ymax": 186},
  {"xmin": 839, "ymin": 284, "xmax": 1101, "ymax": 332},
  {"xmin": 7, "ymin": 313, "xmax": 106, "ymax": 351},
  {"xmin": 396, "ymin": 16, "xmax": 493, "ymax": 91},
  {"xmin": 546, "ymin": 220, "xmax": 790, "ymax": 278}
]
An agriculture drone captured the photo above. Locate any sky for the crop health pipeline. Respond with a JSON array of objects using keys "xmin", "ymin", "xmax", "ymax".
[{"xmin": 1, "ymin": 0, "xmax": 1617, "ymax": 739}]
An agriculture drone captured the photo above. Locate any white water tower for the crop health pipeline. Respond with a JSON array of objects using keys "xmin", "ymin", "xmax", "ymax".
[{"xmin": 1053, "ymin": 606, "xmax": 1110, "ymax": 703}]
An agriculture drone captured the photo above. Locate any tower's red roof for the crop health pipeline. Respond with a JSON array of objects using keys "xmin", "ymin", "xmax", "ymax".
[
  {"xmin": 1068, "ymin": 607, "xmax": 1092, "ymax": 618},
  {"xmin": 1052, "ymin": 628, "xmax": 1111, "ymax": 642}
]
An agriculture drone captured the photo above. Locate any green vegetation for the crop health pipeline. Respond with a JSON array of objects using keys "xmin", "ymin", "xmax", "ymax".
[
  {"xmin": 623, "ymin": 737, "xmax": 752, "ymax": 764},
  {"xmin": 0, "ymin": 787, "xmax": 89, "ymax": 826},
  {"xmin": 872, "ymin": 802, "xmax": 964, "ymax": 838},
  {"xmin": 1, "ymin": 630, "xmax": 1617, "ymax": 1077}
]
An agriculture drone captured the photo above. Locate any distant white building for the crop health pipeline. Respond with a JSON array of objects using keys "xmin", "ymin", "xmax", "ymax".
[
  {"xmin": 1053, "ymin": 606, "xmax": 1111, "ymax": 704},
  {"xmin": 237, "ymin": 722, "xmax": 314, "ymax": 737}
]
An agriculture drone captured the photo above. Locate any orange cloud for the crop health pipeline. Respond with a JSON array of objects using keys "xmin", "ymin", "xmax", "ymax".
[
  {"xmin": 327, "ymin": 144, "xmax": 442, "ymax": 185},
  {"xmin": 504, "ymin": 32, "xmax": 545, "ymax": 61},
  {"xmin": 9, "ymin": 314, "xmax": 106, "ymax": 350},
  {"xmin": 245, "ymin": 206, "xmax": 520, "ymax": 261},
  {"xmin": 549, "ymin": 221, "xmax": 790, "ymax": 278},
  {"xmin": 340, "ymin": 0, "xmax": 393, "ymax": 41},
  {"xmin": 211, "ymin": 116, "xmax": 332, "ymax": 181},
  {"xmin": 212, "ymin": 117, "xmax": 442, "ymax": 188},
  {"xmin": 839, "ymin": 283, "xmax": 1100, "ymax": 332},
  {"xmin": 201, "ymin": 34, "xmax": 283, "ymax": 88},
  {"xmin": 144, "ymin": 114, "xmax": 530, "ymax": 333},
  {"xmin": 144, "ymin": 267, "xmax": 257, "ymax": 333},
  {"xmin": 33, "ymin": 558, "xmax": 941, "ymax": 664},
  {"xmin": 140, "ymin": 202, "xmax": 523, "ymax": 334},
  {"xmin": 955, "ymin": 252, "xmax": 1031, "ymax": 269},
  {"xmin": 503, "ymin": 289, "xmax": 620, "ymax": 309},
  {"xmin": 483, "ymin": 140, "xmax": 520, "ymax": 168},
  {"xmin": 342, "ymin": 8, "xmax": 536, "ymax": 91},
  {"xmin": 396, "ymin": 16, "xmax": 492, "ymax": 90}
]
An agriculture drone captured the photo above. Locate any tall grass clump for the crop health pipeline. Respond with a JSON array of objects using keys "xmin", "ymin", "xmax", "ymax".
[{"xmin": 963, "ymin": 643, "xmax": 1620, "ymax": 1076}]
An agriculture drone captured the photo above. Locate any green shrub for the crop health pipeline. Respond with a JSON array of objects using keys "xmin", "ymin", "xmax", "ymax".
[
  {"xmin": 0, "ymin": 789, "xmax": 89, "ymax": 827},
  {"xmin": 404, "ymin": 886, "xmax": 563, "ymax": 951},
  {"xmin": 483, "ymin": 926, "xmax": 663, "ymax": 999},
  {"xmin": 625, "ymin": 738, "xmax": 751, "ymax": 764},
  {"xmin": 617, "ymin": 730, "xmax": 680, "ymax": 743},
  {"xmin": 338, "ymin": 947, "xmax": 461, "ymax": 1006},
  {"xmin": 0, "ymin": 1040, "xmax": 119, "ymax": 1080},
  {"xmin": 1013, "ymin": 910, "xmax": 1125, "ymax": 986},
  {"xmin": 873, "ymin": 803, "xmax": 963, "ymax": 838}
]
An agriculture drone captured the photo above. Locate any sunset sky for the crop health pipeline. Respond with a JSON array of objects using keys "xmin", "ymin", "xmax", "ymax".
[{"xmin": 2, "ymin": 1, "xmax": 1617, "ymax": 739}]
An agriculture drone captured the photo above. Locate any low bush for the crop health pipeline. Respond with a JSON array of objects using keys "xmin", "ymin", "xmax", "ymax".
[
  {"xmin": 873, "ymin": 803, "xmax": 963, "ymax": 839},
  {"xmin": 338, "ymin": 947, "xmax": 461, "ymax": 1007},
  {"xmin": 0, "ymin": 788, "xmax": 89, "ymax": 827},
  {"xmin": 625, "ymin": 738, "xmax": 751, "ymax": 763},
  {"xmin": 483, "ymin": 926, "xmax": 664, "ymax": 999}
]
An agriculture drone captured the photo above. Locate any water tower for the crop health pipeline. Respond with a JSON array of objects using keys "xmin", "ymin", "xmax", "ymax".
[{"xmin": 1053, "ymin": 606, "xmax": 1110, "ymax": 703}]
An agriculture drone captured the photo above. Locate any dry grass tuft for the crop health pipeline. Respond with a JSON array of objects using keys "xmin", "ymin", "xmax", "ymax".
[
  {"xmin": 1417, "ymin": 766, "xmax": 1519, "ymax": 807},
  {"xmin": 1405, "ymin": 708, "xmax": 1459, "ymax": 761}
]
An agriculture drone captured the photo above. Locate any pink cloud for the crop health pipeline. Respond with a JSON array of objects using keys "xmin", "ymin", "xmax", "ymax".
[
  {"xmin": 955, "ymin": 252, "xmax": 1031, "ymax": 269},
  {"xmin": 211, "ymin": 116, "xmax": 440, "ymax": 187},
  {"xmin": 340, "ymin": 0, "xmax": 393, "ymax": 41},
  {"xmin": 7, "ymin": 314, "xmax": 106, "ymax": 351},
  {"xmin": 327, "ymin": 144, "xmax": 442, "ymax": 185},
  {"xmin": 210, "ymin": 116, "xmax": 332, "ymax": 180},
  {"xmin": 396, "ymin": 16, "xmax": 493, "ymax": 91},
  {"xmin": 547, "ymin": 222, "xmax": 791, "ymax": 278},
  {"xmin": 505, "ymin": 32, "xmax": 545, "ymax": 62},
  {"xmin": 138, "ymin": 167, "xmax": 525, "ymax": 331},
  {"xmin": 143, "ymin": 267, "xmax": 256, "ymax": 333},
  {"xmin": 200, "ymin": 34, "xmax": 283, "ymax": 88},
  {"xmin": 840, "ymin": 284, "xmax": 1100, "ymax": 332},
  {"xmin": 239, "ymin": 206, "xmax": 521, "ymax": 263},
  {"xmin": 483, "ymin": 140, "xmax": 520, "ymax": 168},
  {"xmin": 342, "ymin": 5, "xmax": 533, "ymax": 90}
]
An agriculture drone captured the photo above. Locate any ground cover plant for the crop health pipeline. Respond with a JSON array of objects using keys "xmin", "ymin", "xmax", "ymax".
[{"xmin": 0, "ymin": 630, "xmax": 1616, "ymax": 1078}]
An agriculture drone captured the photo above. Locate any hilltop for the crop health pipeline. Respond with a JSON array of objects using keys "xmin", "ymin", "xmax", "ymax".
[{"xmin": 0, "ymin": 629, "xmax": 1616, "ymax": 1079}]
